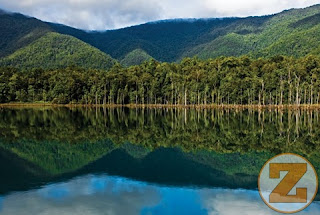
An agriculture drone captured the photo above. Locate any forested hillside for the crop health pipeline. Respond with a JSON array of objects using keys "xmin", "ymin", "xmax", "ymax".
[
  {"xmin": 0, "ymin": 32, "xmax": 115, "ymax": 70},
  {"xmin": 0, "ymin": 10, "xmax": 52, "ymax": 58},
  {"xmin": 50, "ymin": 4, "xmax": 320, "ymax": 62},
  {"xmin": 0, "ymin": 4, "xmax": 320, "ymax": 67},
  {"xmin": 0, "ymin": 5, "xmax": 320, "ymax": 105},
  {"xmin": 121, "ymin": 49, "xmax": 153, "ymax": 67}
]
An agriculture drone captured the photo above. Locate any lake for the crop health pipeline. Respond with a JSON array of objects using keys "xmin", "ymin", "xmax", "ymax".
[{"xmin": 0, "ymin": 107, "xmax": 320, "ymax": 214}]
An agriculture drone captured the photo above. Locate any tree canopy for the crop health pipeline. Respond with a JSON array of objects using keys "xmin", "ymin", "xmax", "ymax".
[{"xmin": 1, "ymin": 55, "xmax": 320, "ymax": 106}]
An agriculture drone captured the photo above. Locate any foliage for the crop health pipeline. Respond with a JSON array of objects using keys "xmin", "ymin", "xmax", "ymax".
[
  {"xmin": 120, "ymin": 49, "xmax": 153, "ymax": 67},
  {"xmin": 0, "ymin": 12, "xmax": 52, "ymax": 58},
  {"xmin": 50, "ymin": 4, "xmax": 320, "ymax": 62},
  {"xmin": 1, "ymin": 5, "xmax": 320, "ymax": 64},
  {"xmin": 0, "ymin": 32, "xmax": 116, "ymax": 70},
  {"xmin": 1, "ymin": 55, "xmax": 320, "ymax": 105}
]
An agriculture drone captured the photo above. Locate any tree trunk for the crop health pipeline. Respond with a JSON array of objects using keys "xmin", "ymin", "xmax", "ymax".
[
  {"xmin": 295, "ymin": 78, "xmax": 300, "ymax": 105},
  {"xmin": 95, "ymin": 92, "xmax": 98, "ymax": 106},
  {"xmin": 184, "ymin": 88, "xmax": 187, "ymax": 106},
  {"xmin": 288, "ymin": 68, "xmax": 291, "ymax": 105},
  {"xmin": 103, "ymin": 84, "xmax": 106, "ymax": 105},
  {"xmin": 280, "ymin": 80, "xmax": 283, "ymax": 105},
  {"xmin": 304, "ymin": 88, "xmax": 307, "ymax": 104}
]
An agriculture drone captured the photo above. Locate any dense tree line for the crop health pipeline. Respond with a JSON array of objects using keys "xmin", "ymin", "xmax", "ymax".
[{"xmin": 0, "ymin": 55, "xmax": 320, "ymax": 105}]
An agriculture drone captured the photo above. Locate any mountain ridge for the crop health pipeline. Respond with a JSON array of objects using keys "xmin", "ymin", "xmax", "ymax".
[{"xmin": 0, "ymin": 4, "xmax": 320, "ymax": 67}]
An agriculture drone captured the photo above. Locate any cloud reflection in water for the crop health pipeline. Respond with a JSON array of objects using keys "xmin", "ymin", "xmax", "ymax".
[{"xmin": 0, "ymin": 174, "xmax": 319, "ymax": 215}]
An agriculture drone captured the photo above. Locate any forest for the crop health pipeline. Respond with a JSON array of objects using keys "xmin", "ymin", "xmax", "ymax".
[{"xmin": 0, "ymin": 55, "xmax": 320, "ymax": 106}]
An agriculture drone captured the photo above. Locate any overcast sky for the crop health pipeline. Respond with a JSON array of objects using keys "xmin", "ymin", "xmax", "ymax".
[{"xmin": 0, "ymin": 0, "xmax": 320, "ymax": 30}]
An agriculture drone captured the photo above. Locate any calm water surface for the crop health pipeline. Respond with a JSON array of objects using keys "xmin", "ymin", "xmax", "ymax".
[{"xmin": 0, "ymin": 107, "xmax": 320, "ymax": 214}]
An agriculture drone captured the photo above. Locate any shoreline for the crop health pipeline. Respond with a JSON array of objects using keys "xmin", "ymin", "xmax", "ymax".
[{"xmin": 2, "ymin": 103, "xmax": 320, "ymax": 110}]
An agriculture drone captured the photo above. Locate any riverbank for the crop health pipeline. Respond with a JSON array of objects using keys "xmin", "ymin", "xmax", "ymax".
[{"xmin": 2, "ymin": 102, "xmax": 320, "ymax": 110}]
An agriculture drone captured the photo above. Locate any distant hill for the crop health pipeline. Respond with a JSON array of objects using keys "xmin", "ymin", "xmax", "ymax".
[
  {"xmin": 51, "ymin": 17, "xmax": 244, "ymax": 62},
  {"xmin": 0, "ymin": 10, "xmax": 52, "ymax": 58},
  {"xmin": 0, "ymin": 32, "xmax": 115, "ymax": 70},
  {"xmin": 50, "ymin": 4, "xmax": 320, "ymax": 62},
  {"xmin": 184, "ymin": 6, "xmax": 320, "ymax": 59},
  {"xmin": 121, "ymin": 49, "xmax": 153, "ymax": 67},
  {"xmin": 0, "ymin": 4, "xmax": 320, "ymax": 66}
]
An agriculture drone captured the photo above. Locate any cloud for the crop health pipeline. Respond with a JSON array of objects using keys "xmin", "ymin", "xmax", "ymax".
[
  {"xmin": 199, "ymin": 189, "xmax": 320, "ymax": 215},
  {"xmin": 0, "ymin": 175, "xmax": 161, "ymax": 215},
  {"xmin": 0, "ymin": 0, "xmax": 164, "ymax": 30},
  {"xmin": 202, "ymin": 0, "xmax": 320, "ymax": 17},
  {"xmin": 0, "ymin": 0, "xmax": 319, "ymax": 30}
]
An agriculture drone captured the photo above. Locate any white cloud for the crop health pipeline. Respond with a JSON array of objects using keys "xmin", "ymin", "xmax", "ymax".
[
  {"xmin": 0, "ymin": 0, "xmax": 164, "ymax": 30},
  {"xmin": 0, "ymin": 0, "xmax": 319, "ymax": 30},
  {"xmin": 0, "ymin": 175, "xmax": 320, "ymax": 215},
  {"xmin": 0, "ymin": 175, "xmax": 161, "ymax": 215},
  {"xmin": 199, "ymin": 188, "xmax": 320, "ymax": 215},
  {"xmin": 204, "ymin": 0, "xmax": 320, "ymax": 17}
]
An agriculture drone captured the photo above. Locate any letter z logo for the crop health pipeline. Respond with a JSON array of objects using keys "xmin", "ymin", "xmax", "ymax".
[
  {"xmin": 258, "ymin": 153, "xmax": 318, "ymax": 213},
  {"xmin": 269, "ymin": 163, "xmax": 307, "ymax": 203}
]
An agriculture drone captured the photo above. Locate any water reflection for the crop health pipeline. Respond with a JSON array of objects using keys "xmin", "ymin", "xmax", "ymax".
[
  {"xmin": 0, "ymin": 197, "xmax": 3, "ymax": 211},
  {"xmin": 0, "ymin": 174, "xmax": 319, "ymax": 215},
  {"xmin": 0, "ymin": 108, "xmax": 320, "ymax": 179},
  {"xmin": 0, "ymin": 145, "xmax": 262, "ymax": 195},
  {"xmin": 0, "ymin": 107, "xmax": 320, "ymax": 214},
  {"xmin": 0, "ymin": 175, "xmax": 160, "ymax": 215},
  {"xmin": 1, "ymin": 107, "xmax": 320, "ymax": 155}
]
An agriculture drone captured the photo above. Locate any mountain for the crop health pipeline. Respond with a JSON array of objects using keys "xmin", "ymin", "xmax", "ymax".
[
  {"xmin": 184, "ymin": 5, "xmax": 320, "ymax": 59},
  {"xmin": 0, "ymin": 10, "xmax": 52, "ymax": 58},
  {"xmin": 0, "ymin": 11, "xmax": 115, "ymax": 69},
  {"xmin": 50, "ymin": 17, "xmax": 243, "ymax": 62},
  {"xmin": 0, "ymin": 32, "xmax": 116, "ymax": 70},
  {"xmin": 0, "ymin": 4, "xmax": 320, "ymax": 67},
  {"xmin": 49, "ymin": 4, "xmax": 320, "ymax": 62}
]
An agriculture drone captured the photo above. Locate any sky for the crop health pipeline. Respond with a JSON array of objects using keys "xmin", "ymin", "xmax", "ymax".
[{"xmin": 0, "ymin": 0, "xmax": 320, "ymax": 30}]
